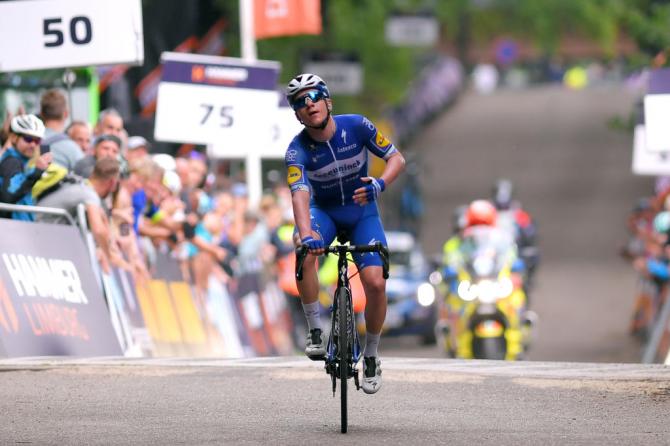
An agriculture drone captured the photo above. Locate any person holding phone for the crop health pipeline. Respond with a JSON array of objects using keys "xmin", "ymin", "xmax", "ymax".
[{"xmin": 0, "ymin": 114, "xmax": 52, "ymax": 220}]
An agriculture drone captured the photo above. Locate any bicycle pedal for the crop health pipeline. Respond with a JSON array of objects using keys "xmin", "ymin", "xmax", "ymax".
[{"xmin": 308, "ymin": 353, "xmax": 326, "ymax": 361}]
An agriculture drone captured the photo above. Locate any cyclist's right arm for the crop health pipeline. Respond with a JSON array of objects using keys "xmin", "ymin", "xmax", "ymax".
[
  {"xmin": 285, "ymin": 143, "xmax": 323, "ymax": 254},
  {"xmin": 291, "ymin": 189, "xmax": 312, "ymax": 241}
]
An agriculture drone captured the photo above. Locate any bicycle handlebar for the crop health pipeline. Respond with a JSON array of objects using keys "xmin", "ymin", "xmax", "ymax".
[{"xmin": 295, "ymin": 242, "xmax": 390, "ymax": 281}]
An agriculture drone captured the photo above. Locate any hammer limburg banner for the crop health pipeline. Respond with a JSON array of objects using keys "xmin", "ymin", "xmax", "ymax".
[{"xmin": 0, "ymin": 220, "xmax": 122, "ymax": 357}]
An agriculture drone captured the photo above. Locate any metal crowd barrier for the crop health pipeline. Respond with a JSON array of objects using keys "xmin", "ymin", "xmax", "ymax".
[{"xmin": 0, "ymin": 203, "xmax": 78, "ymax": 227}]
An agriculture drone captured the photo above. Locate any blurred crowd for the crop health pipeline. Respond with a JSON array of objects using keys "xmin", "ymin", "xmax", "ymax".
[
  {"xmin": 621, "ymin": 178, "xmax": 670, "ymax": 339},
  {"xmin": 0, "ymin": 88, "xmax": 298, "ymax": 314}
]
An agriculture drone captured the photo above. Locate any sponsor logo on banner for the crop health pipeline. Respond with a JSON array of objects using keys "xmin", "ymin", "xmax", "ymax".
[
  {"xmin": 375, "ymin": 131, "xmax": 391, "ymax": 148},
  {"xmin": 191, "ymin": 65, "xmax": 249, "ymax": 86},
  {"xmin": 0, "ymin": 220, "xmax": 121, "ymax": 356},
  {"xmin": 2, "ymin": 253, "xmax": 91, "ymax": 340},
  {"xmin": 287, "ymin": 165, "xmax": 302, "ymax": 184}
]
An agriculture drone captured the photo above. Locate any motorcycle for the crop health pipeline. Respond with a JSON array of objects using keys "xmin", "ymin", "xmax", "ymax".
[{"xmin": 433, "ymin": 226, "xmax": 536, "ymax": 360}]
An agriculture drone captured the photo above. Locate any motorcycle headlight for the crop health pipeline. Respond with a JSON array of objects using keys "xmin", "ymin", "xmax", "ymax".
[
  {"xmin": 478, "ymin": 279, "xmax": 498, "ymax": 303},
  {"xmin": 457, "ymin": 280, "xmax": 477, "ymax": 301},
  {"xmin": 417, "ymin": 282, "xmax": 435, "ymax": 307},
  {"xmin": 457, "ymin": 278, "xmax": 514, "ymax": 303}
]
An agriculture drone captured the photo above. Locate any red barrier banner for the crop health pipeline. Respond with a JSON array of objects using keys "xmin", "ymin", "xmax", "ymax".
[{"xmin": 0, "ymin": 220, "xmax": 122, "ymax": 357}]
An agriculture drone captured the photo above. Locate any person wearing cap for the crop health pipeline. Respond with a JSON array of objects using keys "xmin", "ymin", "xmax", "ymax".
[
  {"xmin": 0, "ymin": 114, "xmax": 52, "ymax": 220},
  {"xmin": 73, "ymin": 134, "xmax": 122, "ymax": 179},
  {"xmin": 284, "ymin": 73, "xmax": 406, "ymax": 394},
  {"xmin": 126, "ymin": 136, "xmax": 150, "ymax": 163}
]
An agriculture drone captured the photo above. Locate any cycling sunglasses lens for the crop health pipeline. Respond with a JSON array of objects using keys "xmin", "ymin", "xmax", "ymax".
[
  {"xmin": 292, "ymin": 90, "xmax": 324, "ymax": 110},
  {"xmin": 21, "ymin": 135, "xmax": 41, "ymax": 144}
]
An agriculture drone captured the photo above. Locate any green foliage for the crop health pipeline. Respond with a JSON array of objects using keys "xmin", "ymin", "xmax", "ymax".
[
  {"xmin": 214, "ymin": 0, "xmax": 430, "ymax": 118},
  {"xmin": 211, "ymin": 0, "xmax": 670, "ymax": 118}
]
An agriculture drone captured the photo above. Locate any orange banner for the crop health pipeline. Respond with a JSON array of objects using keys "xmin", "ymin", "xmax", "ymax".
[{"xmin": 254, "ymin": 0, "xmax": 322, "ymax": 39}]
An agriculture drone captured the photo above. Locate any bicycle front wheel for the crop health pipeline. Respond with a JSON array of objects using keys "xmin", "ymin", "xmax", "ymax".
[{"xmin": 337, "ymin": 287, "xmax": 349, "ymax": 433}]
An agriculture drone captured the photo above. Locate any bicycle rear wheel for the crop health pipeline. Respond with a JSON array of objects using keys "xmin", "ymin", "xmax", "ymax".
[{"xmin": 337, "ymin": 287, "xmax": 349, "ymax": 433}]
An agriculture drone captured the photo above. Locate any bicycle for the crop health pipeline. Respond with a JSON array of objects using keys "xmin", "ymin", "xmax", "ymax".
[{"xmin": 295, "ymin": 239, "xmax": 389, "ymax": 434}]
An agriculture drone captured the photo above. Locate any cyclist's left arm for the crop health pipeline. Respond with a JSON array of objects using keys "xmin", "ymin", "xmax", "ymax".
[{"xmin": 353, "ymin": 116, "xmax": 406, "ymax": 204}]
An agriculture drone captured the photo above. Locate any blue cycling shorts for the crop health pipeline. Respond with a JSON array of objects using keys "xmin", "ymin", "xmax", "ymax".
[{"xmin": 298, "ymin": 202, "xmax": 388, "ymax": 270}]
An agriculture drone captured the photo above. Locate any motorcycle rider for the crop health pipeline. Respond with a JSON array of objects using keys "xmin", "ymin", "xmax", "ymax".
[{"xmin": 491, "ymin": 179, "xmax": 539, "ymax": 299}]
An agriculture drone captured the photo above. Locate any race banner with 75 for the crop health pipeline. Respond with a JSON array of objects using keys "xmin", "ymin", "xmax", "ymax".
[{"xmin": 154, "ymin": 52, "xmax": 281, "ymax": 147}]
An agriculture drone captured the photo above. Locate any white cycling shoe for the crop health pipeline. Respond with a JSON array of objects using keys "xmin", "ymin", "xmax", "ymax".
[
  {"xmin": 362, "ymin": 356, "xmax": 382, "ymax": 394},
  {"xmin": 305, "ymin": 328, "xmax": 326, "ymax": 359}
]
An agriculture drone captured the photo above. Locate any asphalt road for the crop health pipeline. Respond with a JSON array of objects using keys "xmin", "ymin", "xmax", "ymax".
[
  {"xmin": 1, "ymin": 357, "xmax": 669, "ymax": 445},
  {"xmin": 388, "ymin": 83, "xmax": 653, "ymax": 363}
]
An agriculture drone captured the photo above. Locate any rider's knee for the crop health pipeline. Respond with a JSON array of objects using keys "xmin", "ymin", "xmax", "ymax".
[{"xmin": 363, "ymin": 275, "xmax": 386, "ymax": 298}]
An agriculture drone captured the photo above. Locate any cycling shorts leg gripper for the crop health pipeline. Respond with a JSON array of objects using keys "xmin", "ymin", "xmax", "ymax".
[
  {"xmin": 348, "ymin": 203, "xmax": 387, "ymax": 269},
  {"xmin": 310, "ymin": 206, "xmax": 337, "ymax": 246},
  {"xmin": 292, "ymin": 206, "xmax": 337, "ymax": 245}
]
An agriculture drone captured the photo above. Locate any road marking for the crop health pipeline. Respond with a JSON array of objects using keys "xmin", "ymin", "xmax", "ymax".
[{"xmin": 1, "ymin": 356, "xmax": 668, "ymax": 381}]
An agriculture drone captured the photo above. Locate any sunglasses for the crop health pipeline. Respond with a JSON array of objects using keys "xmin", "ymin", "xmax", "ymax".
[
  {"xmin": 20, "ymin": 135, "xmax": 41, "ymax": 144},
  {"xmin": 292, "ymin": 90, "xmax": 326, "ymax": 110}
]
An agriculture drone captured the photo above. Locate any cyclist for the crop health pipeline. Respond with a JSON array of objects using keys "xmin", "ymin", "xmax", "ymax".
[{"xmin": 284, "ymin": 73, "xmax": 405, "ymax": 394}]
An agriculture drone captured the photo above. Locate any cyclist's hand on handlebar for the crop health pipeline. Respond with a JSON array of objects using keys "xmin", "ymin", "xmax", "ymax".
[
  {"xmin": 353, "ymin": 177, "xmax": 385, "ymax": 205},
  {"xmin": 301, "ymin": 235, "xmax": 325, "ymax": 254}
]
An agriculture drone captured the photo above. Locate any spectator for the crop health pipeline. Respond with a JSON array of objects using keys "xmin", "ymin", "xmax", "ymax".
[
  {"xmin": 73, "ymin": 134, "xmax": 121, "ymax": 178},
  {"xmin": 236, "ymin": 210, "xmax": 270, "ymax": 275},
  {"xmin": 66, "ymin": 120, "xmax": 92, "ymax": 154},
  {"xmin": 1, "ymin": 106, "xmax": 26, "ymax": 151},
  {"xmin": 0, "ymin": 114, "xmax": 52, "ymax": 220},
  {"xmin": 126, "ymin": 136, "xmax": 150, "ymax": 163},
  {"xmin": 39, "ymin": 89, "xmax": 84, "ymax": 171},
  {"xmin": 188, "ymin": 211, "xmax": 228, "ymax": 308},
  {"xmin": 94, "ymin": 108, "xmax": 124, "ymax": 139},
  {"xmin": 36, "ymin": 157, "xmax": 125, "ymax": 273}
]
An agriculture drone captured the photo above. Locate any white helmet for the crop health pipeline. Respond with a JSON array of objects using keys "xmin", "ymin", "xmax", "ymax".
[
  {"xmin": 286, "ymin": 73, "xmax": 330, "ymax": 105},
  {"xmin": 11, "ymin": 114, "xmax": 45, "ymax": 139}
]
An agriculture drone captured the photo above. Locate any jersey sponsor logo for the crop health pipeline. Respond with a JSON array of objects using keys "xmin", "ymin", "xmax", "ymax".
[
  {"xmin": 307, "ymin": 151, "xmax": 367, "ymax": 182},
  {"xmin": 341, "ymin": 129, "xmax": 347, "ymax": 144},
  {"xmin": 286, "ymin": 149, "xmax": 298, "ymax": 162},
  {"xmin": 375, "ymin": 131, "xmax": 391, "ymax": 149},
  {"xmin": 310, "ymin": 159, "xmax": 362, "ymax": 181},
  {"xmin": 362, "ymin": 117, "xmax": 375, "ymax": 131},
  {"xmin": 337, "ymin": 143, "xmax": 357, "ymax": 153},
  {"xmin": 287, "ymin": 165, "xmax": 302, "ymax": 185}
]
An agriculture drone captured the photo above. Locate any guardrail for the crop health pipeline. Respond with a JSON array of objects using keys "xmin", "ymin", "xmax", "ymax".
[{"xmin": 0, "ymin": 203, "xmax": 78, "ymax": 227}]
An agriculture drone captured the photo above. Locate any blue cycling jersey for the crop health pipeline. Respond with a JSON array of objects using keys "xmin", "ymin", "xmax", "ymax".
[
  {"xmin": 284, "ymin": 114, "xmax": 398, "ymax": 207},
  {"xmin": 284, "ymin": 114, "xmax": 398, "ymax": 269}
]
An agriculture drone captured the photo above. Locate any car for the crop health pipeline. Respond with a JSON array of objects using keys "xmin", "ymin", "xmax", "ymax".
[{"xmin": 379, "ymin": 231, "xmax": 437, "ymax": 344}]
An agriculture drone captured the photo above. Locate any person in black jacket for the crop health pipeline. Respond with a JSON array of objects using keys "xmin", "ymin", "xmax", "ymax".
[{"xmin": 0, "ymin": 114, "xmax": 52, "ymax": 220}]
